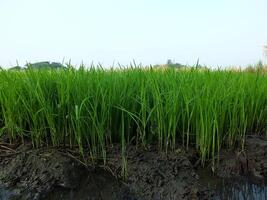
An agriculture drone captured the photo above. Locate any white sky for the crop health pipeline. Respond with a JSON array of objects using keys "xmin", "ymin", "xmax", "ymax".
[{"xmin": 0, "ymin": 0, "xmax": 267, "ymax": 68}]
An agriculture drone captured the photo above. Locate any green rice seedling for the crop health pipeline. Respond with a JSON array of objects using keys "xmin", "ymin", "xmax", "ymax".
[{"xmin": 0, "ymin": 65, "xmax": 266, "ymax": 169}]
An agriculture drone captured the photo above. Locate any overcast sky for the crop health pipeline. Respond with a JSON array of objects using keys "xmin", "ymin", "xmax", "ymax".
[{"xmin": 0, "ymin": 0, "xmax": 267, "ymax": 68}]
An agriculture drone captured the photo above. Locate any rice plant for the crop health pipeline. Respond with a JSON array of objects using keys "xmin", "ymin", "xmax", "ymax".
[{"xmin": 0, "ymin": 65, "xmax": 266, "ymax": 166}]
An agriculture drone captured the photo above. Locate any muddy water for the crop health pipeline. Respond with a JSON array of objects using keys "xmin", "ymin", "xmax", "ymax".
[
  {"xmin": 1, "ymin": 178, "xmax": 266, "ymax": 200},
  {"xmin": 198, "ymin": 166, "xmax": 267, "ymax": 200},
  {"xmin": 46, "ymin": 179, "xmax": 267, "ymax": 200},
  {"xmin": 214, "ymin": 178, "xmax": 267, "ymax": 200},
  {"xmin": 49, "ymin": 179, "xmax": 267, "ymax": 200},
  {"xmin": 0, "ymin": 188, "xmax": 14, "ymax": 200}
]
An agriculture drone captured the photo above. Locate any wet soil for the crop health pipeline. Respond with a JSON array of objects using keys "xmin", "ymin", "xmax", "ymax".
[
  {"xmin": 0, "ymin": 136, "xmax": 266, "ymax": 200},
  {"xmin": 215, "ymin": 135, "xmax": 267, "ymax": 181}
]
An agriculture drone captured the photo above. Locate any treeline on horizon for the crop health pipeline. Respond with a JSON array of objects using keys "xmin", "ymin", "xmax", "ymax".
[{"xmin": 2, "ymin": 60, "xmax": 267, "ymax": 73}]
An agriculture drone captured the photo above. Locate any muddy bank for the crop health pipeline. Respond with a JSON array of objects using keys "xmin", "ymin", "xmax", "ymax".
[
  {"xmin": 0, "ymin": 136, "xmax": 266, "ymax": 200},
  {"xmin": 0, "ymin": 144, "xmax": 135, "ymax": 200},
  {"xmin": 106, "ymin": 145, "xmax": 209, "ymax": 200},
  {"xmin": 215, "ymin": 135, "xmax": 267, "ymax": 182}
]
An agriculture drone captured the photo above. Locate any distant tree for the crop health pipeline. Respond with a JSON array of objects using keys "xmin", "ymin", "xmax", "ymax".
[
  {"xmin": 167, "ymin": 59, "xmax": 173, "ymax": 65},
  {"xmin": 166, "ymin": 59, "xmax": 186, "ymax": 69},
  {"xmin": 26, "ymin": 61, "xmax": 65, "ymax": 69},
  {"xmin": 50, "ymin": 62, "xmax": 65, "ymax": 68}
]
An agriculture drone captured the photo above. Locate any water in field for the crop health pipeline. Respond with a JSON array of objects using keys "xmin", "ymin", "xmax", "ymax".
[
  {"xmin": 0, "ymin": 188, "xmax": 15, "ymax": 200},
  {"xmin": 213, "ymin": 177, "xmax": 267, "ymax": 200},
  {"xmin": 0, "ymin": 178, "xmax": 266, "ymax": 199}
]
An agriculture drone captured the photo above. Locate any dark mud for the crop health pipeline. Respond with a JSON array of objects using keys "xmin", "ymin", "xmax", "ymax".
[
  {"xmin": 0, "ymin": 136, "xmax": 266, "ymax": 200},
  {"xmin": 105, "ymin": 145, "xmax": 209, "ymax": 200},
  {"xmin": 215, "ymin": 135, "xmax": 267, "ymax": 181},
  {"xmin": 0, "ymin": 142, "xmax": 135, "ymax": 200}
]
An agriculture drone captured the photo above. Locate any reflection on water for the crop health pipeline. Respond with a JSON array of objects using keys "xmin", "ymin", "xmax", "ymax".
[
  {"xmin": 214, "ymin": 178, "xmax": 267, "ymax": 200},
  {"xmin": 0, "ymin": 188, "xmax": 14, "ymax": 200}
]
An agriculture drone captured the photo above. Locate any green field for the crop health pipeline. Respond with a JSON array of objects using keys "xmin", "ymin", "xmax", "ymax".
[{"xmin": 0, "ymin": 66, "xmax": 266, "ymax": 166}]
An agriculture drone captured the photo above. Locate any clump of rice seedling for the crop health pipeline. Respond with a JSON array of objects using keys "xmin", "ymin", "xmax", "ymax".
[{"xmin": 0, "ymin": 65, "xmax": 266, "ymax": 169}]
